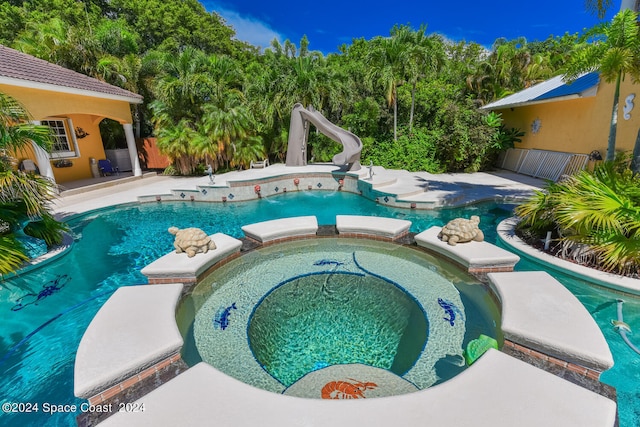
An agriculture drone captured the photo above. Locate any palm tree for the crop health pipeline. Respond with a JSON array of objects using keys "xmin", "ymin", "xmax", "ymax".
[
  {"xmin": 14, "ymin": 18, "xmax": 102, "ymax": 77},
  {"xmin": 394, "ymin": 25, "xmax": 444, "ymax": 133},
  {"xmin": 0, "ymin": 92, "xmax": 67, "ymax": 275},
  {"xmin": 585, "ymin": 0, "xmax": 614, "ymax": 19},
  {"xmin": 564, "ymin": 9, "xmax": 640, "ymax": 162},
  {"xmin": 366, "ymin": 33, "xmax": 407, "ymax": 142},
  {"xmin": 153, "ymin": 116, "xmax": 200, "ymax": 175}
]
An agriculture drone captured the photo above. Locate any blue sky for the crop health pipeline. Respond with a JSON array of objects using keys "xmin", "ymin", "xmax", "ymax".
[{"xmin": 202, "ymin": 0, "xmax": 619, "ymax": 53}]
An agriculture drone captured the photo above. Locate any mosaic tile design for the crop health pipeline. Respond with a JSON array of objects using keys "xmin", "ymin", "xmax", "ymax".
[{"xmin": 185, "ymin": 239, "xmax": 486, "ymax": 396}]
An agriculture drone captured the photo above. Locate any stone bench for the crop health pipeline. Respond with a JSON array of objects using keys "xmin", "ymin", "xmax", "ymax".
[
  {"xmin": 141, "ymin": 233, "xmax": 242, "ymax": 284},
  {"xmin": 414, "ymin": 226, "xmax": 519, "ymax": 274},
  {"xmin": 488, "ymin": 271, "xmax": 614, "ymax": 373},
  {"xmin": 74, "ymin": 283, "xmax": 183, "ymax": 400},
  {"xmin": 335, "ymin": 215, "xmax": 411, "ymax": 240},
  {"xmin": 101, "ymin": 349, "xmax": 616, "ymax": 427},
  {"xmin": 241, "ymin": 216, "xmax": 318, "ymax": 243}
]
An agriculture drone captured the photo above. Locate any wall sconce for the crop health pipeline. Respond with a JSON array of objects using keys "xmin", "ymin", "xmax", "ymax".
[{"xmin": 75, "ymin": 127, "xmax": 89, "ymax": 139}]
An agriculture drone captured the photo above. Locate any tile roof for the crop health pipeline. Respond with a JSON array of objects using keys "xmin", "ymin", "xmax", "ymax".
[
  {"xmin": 482, "ymin": 72, "xmax": 600, "ymax": 110},
  {"xmin": 0, "ymin": 44, "xmax": 143, "ymax": 103}
]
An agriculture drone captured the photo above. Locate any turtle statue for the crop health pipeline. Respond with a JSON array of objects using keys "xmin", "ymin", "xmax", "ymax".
[
  {"xmin": 168, "ymin": 226, "xmax": 216, "ymax": 257},
  {"xmin": 438, "ymin": 215, "xmax": 484, "ymax": 246}
]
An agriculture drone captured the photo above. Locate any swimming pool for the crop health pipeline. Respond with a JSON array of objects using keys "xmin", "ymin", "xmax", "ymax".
[
  {"xmin": 0, "ymin": 191, "xmax": 637, "ymax": 426},
  {"xmin": 179, "ymin": 238, "xmax": 500, "ymax": 397}
]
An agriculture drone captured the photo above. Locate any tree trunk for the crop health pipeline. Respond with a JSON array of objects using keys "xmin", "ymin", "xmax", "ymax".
[
  {"xmin": 606, "ymin": 72, "xmax": 622, "ymax": 162},
  {"xmin": 632, "ymin": 127, "xmax": 640, "ymax": 174},
  {"xmin": 393, "ymin": 86, "xmax": 398, "ymax": 142},
  {"xmin": 409, "ymin": 81, "xmax": 416, "ymax": 134}
]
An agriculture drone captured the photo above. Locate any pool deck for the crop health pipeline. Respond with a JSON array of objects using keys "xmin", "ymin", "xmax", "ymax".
[{"xmin": 52, "ymin": 163, "xmax": 544, "ymax": 218}]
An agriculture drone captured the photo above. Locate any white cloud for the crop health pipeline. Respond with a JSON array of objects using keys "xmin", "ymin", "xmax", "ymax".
[{"xmin": 213, "ymin": 5, "xmax": 283, "ymax": 49}]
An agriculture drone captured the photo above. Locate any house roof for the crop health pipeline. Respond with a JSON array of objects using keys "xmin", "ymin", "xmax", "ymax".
[
  {"xmin": 482, "ymin": 72, "xmax": 600, "ymax": 110},
  {"xmin": 0, "ymin": 44, "xmax": 143, "ymax": 104}
]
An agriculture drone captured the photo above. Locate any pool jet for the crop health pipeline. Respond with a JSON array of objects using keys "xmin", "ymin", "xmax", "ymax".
[{"xmin": 612, "ymin": 299, "xmax": 640, "ymax": 355}]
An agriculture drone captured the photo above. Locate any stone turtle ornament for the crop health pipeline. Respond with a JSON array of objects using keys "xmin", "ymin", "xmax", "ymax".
[
  {"xmin": 438, "ymin": 215, "xmax": 484, "ymax": 246},
  {"xmin": 168, "ymin": 226, "xmax": 216, "ymax": 257}
]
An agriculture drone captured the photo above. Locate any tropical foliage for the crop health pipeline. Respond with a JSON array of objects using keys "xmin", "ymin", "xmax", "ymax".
[
  {"xmin": 515, "ymin": 155, "xmax": 640, "ymax": 276},
  {"xmin": 564, "ymin": 9, "xmax": 640, "ymax": 162},
  {"xmin": 0, "ymin": 92, "xmax": 67, "ymax": 276},
  {"xmin": 1, "ymin": 1, "xmax": 582, "ymax": 174},
  {"xmin": 1, "ymin": 0, "xmax": 637, "ymax": 278}
]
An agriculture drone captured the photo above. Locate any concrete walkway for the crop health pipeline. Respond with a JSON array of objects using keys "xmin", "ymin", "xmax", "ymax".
[{"xmin": 53, "ymin": 164, "xmax": 543, "ymax": 218}]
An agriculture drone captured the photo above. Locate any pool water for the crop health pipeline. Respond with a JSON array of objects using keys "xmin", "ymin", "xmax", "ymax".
[
  {"xmin": 0, "ymin": 191, "xmax": 637, "ymax": 426},
  {"xmin": 181, "ymin": 238, "xmax": 497, "ymax": 396},
  {"xmin": 250, "ymin": 272, "xmax": 429, "ymax": 386}
]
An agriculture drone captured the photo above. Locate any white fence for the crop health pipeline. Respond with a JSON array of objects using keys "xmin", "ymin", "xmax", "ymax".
[{"xmin": 498, "ymin": 148, "xmax": 589, "ymax": 182}]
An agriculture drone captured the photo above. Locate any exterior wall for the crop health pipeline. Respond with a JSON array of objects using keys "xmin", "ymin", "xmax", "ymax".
[
  {"xmin": 0, "ymin": 85, "xmax": 133, "ymax": 123},
  {"xmin": 1, "ymin": 83, "xmax": 134, "ymax": 183},
  {"xmin": 496, "ymin": 78, "xmax": 640, "ymax": 157}
]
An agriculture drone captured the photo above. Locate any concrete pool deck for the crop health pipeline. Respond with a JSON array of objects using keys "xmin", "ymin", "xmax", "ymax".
[{"xmin": 52, "ymin": 163, "xmax": 544, "ymax": 218}]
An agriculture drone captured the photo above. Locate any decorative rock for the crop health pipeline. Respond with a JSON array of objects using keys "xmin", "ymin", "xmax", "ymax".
[
  {"xmin": 168, "ymin": 226, "xmax": 216, "ymax": 257},
  {"xmin": 438, "ymin": 215, "xmax": 484, "ymax": 246}
]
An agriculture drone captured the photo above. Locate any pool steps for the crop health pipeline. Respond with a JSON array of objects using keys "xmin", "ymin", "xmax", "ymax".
[
  {"xmin": 136, "ymin": 164, "xmax": 536, "ymax": 210},
  {"xmin": 75, "ymin": 216, "xmax": 618, "ymax": 425}
]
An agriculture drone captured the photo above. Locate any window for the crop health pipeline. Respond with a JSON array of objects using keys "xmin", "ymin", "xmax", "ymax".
[{"xmin": 41, "ymin": 119, "xmax": 79, "ymax": 158}]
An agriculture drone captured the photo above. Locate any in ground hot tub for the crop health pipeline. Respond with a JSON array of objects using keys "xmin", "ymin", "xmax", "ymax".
[{"xmin": 177, "ymin": 238, "xmax": 501, "ymax": 398}]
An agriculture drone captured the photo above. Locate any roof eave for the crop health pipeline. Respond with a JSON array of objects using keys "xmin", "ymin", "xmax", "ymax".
[
  {"xmin": 0, "ymin": 76, "xmax": 144, "ymax": 104},
  {"xmin": 482, "ymin": 86, "xmax": 599, "ymax": 110}
]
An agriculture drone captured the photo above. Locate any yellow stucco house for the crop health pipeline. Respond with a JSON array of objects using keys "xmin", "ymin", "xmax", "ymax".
[
  {"xmin": 482, "ymin": 71, "xmax": 640, "ymax": 179},
  {"xmin": 0, "ymin": 44, "xmax": 143, "ymax": 185},
  {"xmin": 483, "ymin": 0, "xmax": 640, "ymax": 180},
  {"xmin": 483, "ymin": 72, "xmax": 639, "ymax": 157}
]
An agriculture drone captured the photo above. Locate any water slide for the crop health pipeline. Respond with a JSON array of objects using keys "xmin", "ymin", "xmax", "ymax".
[{"xmin": 286, "ymin": 103, "xmax": 362, "ymax": 170}]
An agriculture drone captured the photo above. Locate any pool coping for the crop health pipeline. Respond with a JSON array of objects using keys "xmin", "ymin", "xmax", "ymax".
[
  {"xmin": 414, "ymin": 226, "xmax": 520, "ymax": 278},
  {"xmin": 487, "ymin": 271, "xmax": 613, "ymax": 372},
  {"xmin": 74, "ymin": 283, "xmax": 185, "ymax": 400},
  {"xmin": 72, "ymin": 217, "xmax": 616, "ymax": 426},
  {"xmin": 100, "ymin": 350, "xmax": 616, "ymax": 427},
  {"xmin": 141, "ymin": 233, "xmax": 243, "ymax": 285}
]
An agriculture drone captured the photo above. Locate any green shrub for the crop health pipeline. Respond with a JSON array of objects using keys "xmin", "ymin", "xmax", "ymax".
[{"xmin": 516, "ymin": 160, "xmax": 640, "ymax": 275}]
